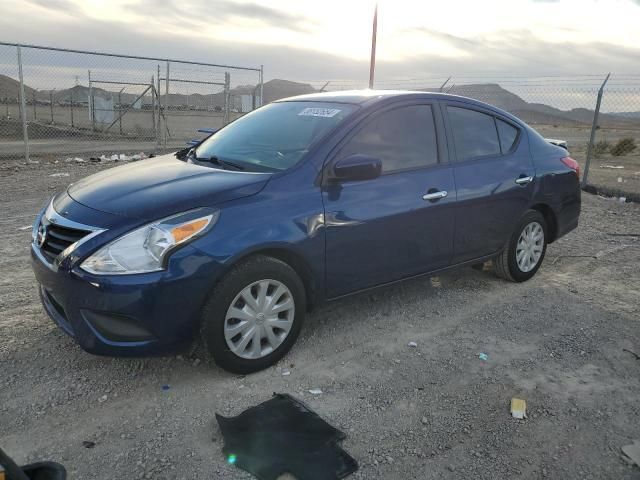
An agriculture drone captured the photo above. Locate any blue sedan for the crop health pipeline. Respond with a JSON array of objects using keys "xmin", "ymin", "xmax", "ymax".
[{"xmin": 31, "ymin": 90, "xmax": 581, "ymax": 373}]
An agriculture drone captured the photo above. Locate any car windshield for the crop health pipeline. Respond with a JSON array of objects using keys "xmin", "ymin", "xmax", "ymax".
[{"xmin": 194, "ymin": 101, "xmax": 358, "ymax": 171}]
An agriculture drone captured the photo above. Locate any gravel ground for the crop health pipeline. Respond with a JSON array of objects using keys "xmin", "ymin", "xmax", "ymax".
[{"xmin": 1, "ymin": 159, "xmax": 639, "ymax": 480}]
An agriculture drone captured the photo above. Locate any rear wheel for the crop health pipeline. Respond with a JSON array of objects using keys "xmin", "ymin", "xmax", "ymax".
[
  {"xmin": 495, "ymin": 210, "xmax": 547, "ymax": 282},
  {"xmin": 201, "ymin": 255, "xmax": 305, "ymax": 374}
]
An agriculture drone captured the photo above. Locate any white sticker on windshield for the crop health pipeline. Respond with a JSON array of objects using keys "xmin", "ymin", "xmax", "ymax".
[{"xmin": 298, "ymin": 107, "xmax": 341, "ymax": 118}]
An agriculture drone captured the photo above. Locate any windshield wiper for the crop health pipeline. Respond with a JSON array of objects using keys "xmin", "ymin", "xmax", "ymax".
[
  {"xmin": 188, "ymin": 150, "xmax": 245, "ymax": 171},
  {"xmin": 208, "ymin": 156, "xmax": 245, "ymax": 171}
]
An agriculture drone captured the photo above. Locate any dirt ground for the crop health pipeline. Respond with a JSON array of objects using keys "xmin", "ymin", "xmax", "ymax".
[{"xmin": 1, "ymin": 160, "xmax": 639, "ymax": 480}]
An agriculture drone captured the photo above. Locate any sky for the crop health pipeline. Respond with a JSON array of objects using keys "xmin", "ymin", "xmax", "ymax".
[{"xmin": 1, "ymin": 0, "xmax": 640, "ymax": 89}]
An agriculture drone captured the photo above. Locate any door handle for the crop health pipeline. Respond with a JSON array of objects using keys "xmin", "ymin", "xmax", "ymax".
[
  {"xmin": 422, "ymin": 190, "xmax": 448, "ymax": 201},
  {"xmin": 515, "ymin": 175, "xmax": 534, "ymax": 185}
]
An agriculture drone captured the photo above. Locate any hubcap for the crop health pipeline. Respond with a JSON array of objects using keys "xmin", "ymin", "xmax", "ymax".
[
  {"xmin": 516, "ymin": 221, "xmax": 544, "ymax": 272},
  {"xmin": 224, "ymin": 279, "xmax": 295, "ymax": 360}
]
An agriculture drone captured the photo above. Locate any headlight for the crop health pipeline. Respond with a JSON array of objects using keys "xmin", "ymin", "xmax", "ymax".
[{"xmin": 81, "ymin": 209, "xmax": 219, "ymax": 275}]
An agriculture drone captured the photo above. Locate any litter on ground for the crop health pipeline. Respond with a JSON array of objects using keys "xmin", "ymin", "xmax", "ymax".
[
  {"xmin": 621, "ymin": 440, "xmax": 640, "ymax": 467},
  {"xmin": 49, "ymin": 173, "xmax": 69, "ymax": 177},
  {"xmin": 511, "ymin": 398, "xmax": 527, "ymax": 419},
  {"xmin": 478, "ymin": 352, "xmax": 488, "ymax": 361},
  {"xmin": 308, "ymin": 389, "xmax": 323, "ymax": 395}
]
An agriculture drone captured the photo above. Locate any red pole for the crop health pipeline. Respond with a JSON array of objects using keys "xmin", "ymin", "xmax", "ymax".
[{"xmin": 369, "ymin": 3, "xmax": 377, "ymax": 89}]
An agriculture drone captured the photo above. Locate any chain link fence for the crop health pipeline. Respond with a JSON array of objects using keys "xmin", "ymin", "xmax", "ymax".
[
  {"xmin": 307, "ymin": 75, "xmax": 640, "ymax": 200},
  {"xmin": 0, "ymin": 42, "xmax": 262, "ymax": 163},
  {"xmin": 1, "ymin": 43, "xmax": 638, "ymax": 200}
]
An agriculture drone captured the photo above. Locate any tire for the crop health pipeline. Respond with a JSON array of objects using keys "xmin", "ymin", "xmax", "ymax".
[
  {"xmin": 201, "ymin": 255, "xmax": 306, "ymax": 374},
  {"xmin": 495, "ymin": 210, "xmax": 547, "ymax": 282}
]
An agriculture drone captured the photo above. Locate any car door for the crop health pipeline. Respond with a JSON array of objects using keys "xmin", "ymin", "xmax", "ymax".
[
  {"xmin": 322, "ymin": 101, "xmax": 456, "ymax": 298},
  {"xmin": 442, "ymin": 102, "xmax": 535, "ymax": 264}
]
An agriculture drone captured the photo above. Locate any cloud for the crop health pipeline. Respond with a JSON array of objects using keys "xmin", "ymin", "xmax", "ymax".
[
  {"xmin": 25, "ymin": 0, "xmax": 84, "ymax": 16},
  {"xmin": 2, "ymin": 0, "xmax": 639, "ymax": 92},
  {"xmin": 123, "ymin": 0, "xmax": 314, "ymax": 32},
  {"xmin": 400, "ymin": 27, "xmax": 476, "ymax": 49}
]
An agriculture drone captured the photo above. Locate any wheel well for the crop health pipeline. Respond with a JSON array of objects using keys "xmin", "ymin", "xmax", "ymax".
[
  {"xmin": 530, "ymin": 203, "xmax": 558, "ymax": 243},
  {"xmin": 236, "ymin": 248, "xmax": 317, "ymax": 310}
]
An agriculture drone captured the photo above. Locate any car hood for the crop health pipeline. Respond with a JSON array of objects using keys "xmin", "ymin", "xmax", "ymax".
[{"xmin": 67, "ymin": 154, "xmax": 271, "ymax": 220}]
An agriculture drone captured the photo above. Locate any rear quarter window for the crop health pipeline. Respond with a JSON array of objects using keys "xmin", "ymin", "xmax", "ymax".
[
  {"xmin": 447, "ymin": 106, "xmax": 501, "ymax": 161},
  {"xmin": 496, "ymin": 118, "xmax": 520, "ymax": 153}
]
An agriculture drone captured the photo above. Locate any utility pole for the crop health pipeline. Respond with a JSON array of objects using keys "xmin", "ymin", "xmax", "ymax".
[{"xmin": 368, "ymin": 3, "xmax": 378, "ymax": 89}]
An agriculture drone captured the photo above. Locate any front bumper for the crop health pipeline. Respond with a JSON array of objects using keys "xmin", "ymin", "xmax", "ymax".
[{"xmin": 32, "ymin": 243, "xmax": 223, "ymax": 356}]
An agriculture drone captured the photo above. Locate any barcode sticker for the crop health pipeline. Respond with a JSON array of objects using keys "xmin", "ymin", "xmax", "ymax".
[{"xmin": 298, "ymin": 108, "xmax": 341, "ymax": 118}]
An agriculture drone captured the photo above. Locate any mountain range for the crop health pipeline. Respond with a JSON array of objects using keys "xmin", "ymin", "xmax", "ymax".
[{"xmin": 0, "ymin": 74, "xmax": 637, "ymax": 126}]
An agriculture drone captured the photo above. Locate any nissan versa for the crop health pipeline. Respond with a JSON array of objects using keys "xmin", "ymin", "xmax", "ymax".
[{"xmin": 31, "ymin": 91, "xmax": 581, "ymax": 373}]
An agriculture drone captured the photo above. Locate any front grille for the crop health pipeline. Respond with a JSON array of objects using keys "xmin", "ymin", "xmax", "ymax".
[{"xmin": 40, "ymin": 223, "xmax": 91, "ymax": 262}]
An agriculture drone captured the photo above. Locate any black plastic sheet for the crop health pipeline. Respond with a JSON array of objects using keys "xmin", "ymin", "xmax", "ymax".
[{"xmin": 216, "ymin": 393, "xmax": 358, "ymax": 480}]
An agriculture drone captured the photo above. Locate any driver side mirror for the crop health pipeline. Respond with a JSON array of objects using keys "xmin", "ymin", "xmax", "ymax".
[{"xmin": 332, "ymin": 154, "xmax": 382, "ymax": 182}]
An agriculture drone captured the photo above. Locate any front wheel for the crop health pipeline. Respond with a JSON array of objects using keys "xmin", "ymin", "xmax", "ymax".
[
  {"xmin": 201, "ymin": 255, "xmax": 306, "ymax": 374},
  {"xmin": 495, "ymin": 210, "xmax": 547, "ymax": 282}
]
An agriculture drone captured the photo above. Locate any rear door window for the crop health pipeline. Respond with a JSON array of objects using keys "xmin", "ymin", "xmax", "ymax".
[
  {"xmin": 447, "ymin": 106, "xmax": 500, "ymax": 161},
  {"xmin": 496, "ymin": 118, "xmax": 519, "ymax": 153},
  {"xmin": 337, "ymin": 105, "xmax": 438, "ymax": 173}
]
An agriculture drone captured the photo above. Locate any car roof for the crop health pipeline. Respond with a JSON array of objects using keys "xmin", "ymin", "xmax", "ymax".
[
  {"xmin": 276, "ymin": 89, "xmax": 475, "ymax": 105},
  {"xmin": 275, "ymin": 89, "xmax": 525, "ymax": 126}
]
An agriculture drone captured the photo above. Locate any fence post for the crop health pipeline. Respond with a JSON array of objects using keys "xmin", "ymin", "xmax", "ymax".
[
  {"xmin": 164, "ymin": 60, "xmax": 170, "ymax": 147},
  {"xmin": 439, "ymin": 77, "xmax": 451, "ymax": 92},
  {"xmin": 259, "ymin": 64, "xmax": 264, "ymax": 107},
  {"xmin": 151, "ymin": 75, "xmax": 156, "ymax": 141},
  {"xmin": 70, "ymin": 90, "xmax": 74, "ymax": 127},
  {"xmin": 582, "ymin": 73, "xmax": 610, "ymax": 188},
  {"xmin": 118, "ymin": 88, "xmax": 124, "ymax": 135},
  {"xmin": 49, "ymin": 90, "xmax": 54, "ymax": 124},
  {"xmin": 223, "ymin": 72, "xmax": 230, "ymax": 125},
  {"xmin": 32, "ymin": 92, "xmax": 37, "ymax": 120},
  {"xmin": 156, "ymin": 64, "xmax": 161, "ymax": 147},
  {"xmin": 16, "ymin": 45, "xmax": 29, "ymax": 163},
  {"xmin": 88, "ymin": 70, "xmax": 95, "ymax": 131}
]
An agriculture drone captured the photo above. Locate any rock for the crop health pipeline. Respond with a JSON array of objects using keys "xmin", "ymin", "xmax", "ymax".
[{"xmin": 98, "ymin": 395, "xmax": 107, "ymax": 403}]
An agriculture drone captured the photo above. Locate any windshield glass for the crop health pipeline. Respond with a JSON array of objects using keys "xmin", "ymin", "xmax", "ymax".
[{"xmin": 195, "ymin": 101, "xmax": 357, "ymax": 171}]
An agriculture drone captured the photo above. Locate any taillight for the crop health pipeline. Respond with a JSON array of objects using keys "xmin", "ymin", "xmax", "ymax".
[{"xmin": 561, "ymin": 156, "xmax": 580, "ymax": 177}]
